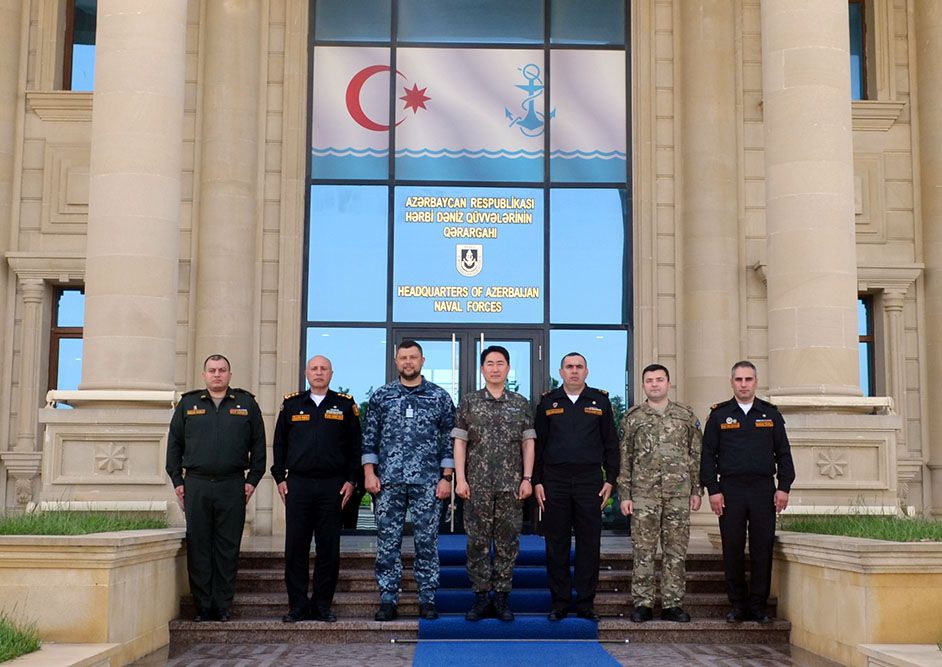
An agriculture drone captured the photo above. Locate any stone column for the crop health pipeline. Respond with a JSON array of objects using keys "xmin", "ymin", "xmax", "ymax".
[
  {"xmin": 915, "ymin": 2, "xmax": 942, "ymax": 515},
  {"xmin": 80, "ymin": 0, "xmax": 187, "ymax": 391},
  {"xmin": 881, "ymin": 290, "xmax": 906, "ymax": 447},
  {"xmin": 193, "ymin": 1, "xmax": 261, "ymax": 383},
  {"xmin": 760, "ymin": 0, "xmax": 860, "ymax": 396},
  {"xmin": 680, "ymin": 0, "xmax": 740, "ymax": 418},
  {"xmin": 0, "ymin": 0, "xmax": 21, "ymax": 246}
]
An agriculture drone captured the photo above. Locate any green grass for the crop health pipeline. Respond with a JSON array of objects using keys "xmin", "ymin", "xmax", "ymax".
[
  {"xmin": 0, "ymin": 613, "xmax": 40, "ymax": 663},
  {"xmin": 0, "ymin": 512, "xmax": 167, "ymax": 536},
  {"xmin": 780, "ymin": 514, "xmax": 942, "ymax": 542}
]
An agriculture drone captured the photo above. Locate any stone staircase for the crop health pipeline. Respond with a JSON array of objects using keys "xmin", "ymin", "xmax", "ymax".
[{"xmin": 169, "ymin": 545, "xmax": 790, "ymax": 654}]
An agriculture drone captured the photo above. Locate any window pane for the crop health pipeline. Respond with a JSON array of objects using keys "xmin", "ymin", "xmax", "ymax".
[
  {"xmin": 306, "ymin": 327, "xmax": 387, "ymax": 402},
  {"xmin": 551, "ymin": 0, "xmax": 625, "ymax": 45},
  {"xmin": 849, "ymin": 1, "xmax": 864, "ymax": 100},
  {"xmin": 394, "ymin": 49, "xmax": 544, "ymax": 182},
  {"xmin": 308, "ymin": 186, "xmax": 388, "ymax": 321},
  {"xmin": 56, "ymin": 338, "xmax": 83, "ymax": 391},
  {"xmin": 406, "ymin": 339, "xmax": 461, "ymax": 405},
  {"xmin": 57, "ymin": 289, "xmax": 85, "ymax": 327},
  {"xmin": 70, "ymin": 0, "xmax": 96, "ymax": 91},
  {"xmin": 474, "ymin": 339, "xmax": 531, "ymax": 399},
  {"xmin": 311, "ymin": 46, "xmax": 390, "ymax": 179},
  {"xmin": 551, "ymin": 189, "xmax": 628, "ymax": 323},
  {"xmin": 859, "ymin": 341, "xmax": 872, "ymax": 397},
  {"xmin": 398, "ymin": 0, "xmax": 543, "ymax": 44},
  {"xmin": 393, "ymin": 186, "xmax": 544, "ymax": 323},
  {"xmin": 550, "ymin": 50, "xmax": 627, "ymax": 182},
  {"xmin": 857, "ymin": 297, "xmax": 870, "ymax": 336},
  {"xmin": 549, "ymin": 329, "xmax": 628, "ymax": 405},
  {"xmin": 314, "ymin": 0, "xmax": 390, "ymax": 42}
]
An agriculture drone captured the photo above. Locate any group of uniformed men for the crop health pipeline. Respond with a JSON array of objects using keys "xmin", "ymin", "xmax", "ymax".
[{"xmin": 166, "ymin": 348, "xmax": 794, "ymax": 626}]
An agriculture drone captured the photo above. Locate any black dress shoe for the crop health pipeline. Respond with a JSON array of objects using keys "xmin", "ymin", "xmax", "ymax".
[
  {"xmin": 282, "ymin": 608, "xmax": 308, "ymax": 623},
  {"xmin": 312, "ymin": 608, "xmax": 337, "ymax": 623},
  {"xmin": 725, "ymin": 608, "xmax": 747, "ymax": 623},
  {"xmin": 576, "ymin": 608, "xmax": 600, "ymax": 622},
  {"xmin": 547, "ymin": 608, "xmax": 567, "ymax": 622},
  {"xmin": 374, "ymin": 602, "xmax": 398, "ymax": 621},
  {"xmin": 193, "ymin": 608, "xmax": 212, "ymax": 623},
  {"xmin": 660, "ymin": 606, "xmax": 690, "ymax": 623},
  {"xmin": 216, "ymin": 609, "xmax": 231, "ymax": 622},
  {"xmin": 629, "ymin": 606, "xmax": 653, "ymax": 623},
  {"xmin": 751, "ymin": 612, "xmax": 773, "ymax": 624},
  {"xmin": 419, "ymin": 602, "xmax": 439, "ymax": 620}
]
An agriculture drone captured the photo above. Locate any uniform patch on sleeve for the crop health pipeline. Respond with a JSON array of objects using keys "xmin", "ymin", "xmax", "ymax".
[
  {"xmin": 352, "ymin": 404, "xmax": 360, "ymax": 417},
  {"xmin": 584, "ymin": 407, "xmax": 603, "ymax": 416},
  {"xmin": 755, "ymin": 419, "xmax": 774, "ymax": 428},
  {"xmin": 545, "ymin": 407, "xmax": 564, "ymax": 416},
  {"xmin": 186, "ymin": 408, "xmax": 206, "ymax": 416},
  {"xmin": 229, "ymin": 408, "xmax": 249, "ymax": 416},
  {"xmin": 291, "ymin": 414, "xmax": 311, "ymax": 422}
]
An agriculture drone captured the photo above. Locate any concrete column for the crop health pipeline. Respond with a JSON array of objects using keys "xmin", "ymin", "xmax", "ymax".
[
  {"xmin": 0, "ymin": 0, "xmax": 21, "ymax": 245},
  {"xmin": 14, "ymin": 279, "xmax": 44, "ymax": 452},
  {"xmin": 915, "ymin": 2, "xmax": 942, "ymax": 514},
  {"xmin": 680, "ymin": 0, "xmax": 740, "ymax": 417},
  {"xmin": 760, "ymin": 0, "xmax": 860, "ymax": 396},
  {"xmin": 193, "ymin": 1, "xmax": 261, "ymax": 382},
  {"xmin": 80, "ymin": 0, "xmax": 187, "ymax": 391},
  {"xmin": 881, "ymin": 290, "xmax": 906, "ymax": 447}
]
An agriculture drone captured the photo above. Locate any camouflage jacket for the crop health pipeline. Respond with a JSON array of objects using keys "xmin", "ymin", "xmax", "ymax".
[
  {"xmin": 618, "ymin": 400, "xmax": 701, "ymax": 499},
  {"xmin": 362, "ymin": 377, "xmax": 455, "ymax": 485},
  {"xmin": 451, "ymin": 388, "xmax": 535, "ymax": 493}
]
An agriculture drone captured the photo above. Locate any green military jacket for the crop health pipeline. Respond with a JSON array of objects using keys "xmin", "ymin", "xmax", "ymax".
[
  {"xmin": 618, "ymin": 400, "xmax": 701, "ymax": 499},
  {"xmin": 166, "ymin": 387, "xmax": 267, "ymax": 488}
]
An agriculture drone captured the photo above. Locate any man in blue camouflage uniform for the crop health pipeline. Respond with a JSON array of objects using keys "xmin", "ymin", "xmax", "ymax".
[
  {"xmin": 453, "ymin": 345, "xmax": 535, "ymax": 622},
  {"xmin": 362, "ymin": 340, "xmax": 455, "ymax": 621}
]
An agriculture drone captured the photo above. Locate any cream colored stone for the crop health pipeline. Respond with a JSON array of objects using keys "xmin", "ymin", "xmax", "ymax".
[
  {"xmin": 4, "ymin": 643, "xmax": 121, "ymax": 667},
  {"xmin": 859, "ymin": 644, "xmax": 942, "ymax": 667}
]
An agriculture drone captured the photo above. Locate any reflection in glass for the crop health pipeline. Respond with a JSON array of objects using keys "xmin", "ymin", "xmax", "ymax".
[
  {"xmin": 549, "ymin": 329, "xmax": 628, "ymax": 405},
  {"xmin": 69, "ymin": 0, "xmax": 96, "ymax": 91},
  {"xmin": 308, "ymin": 186, "xmax": 388, "ymax": 322},
  {"xmin": 55, "ymin": 338, "xmax": 83, "ymax": 409},
  {"xmin": 857, "ymin": 297, "xmax": 869, "ymax": 336},
  {"xmin": 551, "ymin": 189, "xmax": 627, "ymax": 324},
  {"xmin": 551, "ymin": 0, "xmax": 625, "ymax": 45},
  {"xmin": 306, "ymin": 327, "xmax": 388, "ymax": 403},
  {"xmin": 474, "ymin": 339, "xmax": 531, "ymax": 399},
  {"xmin": 398, "ymin": 0, "xmax": 542, "ymax": 44},
  {"xmin": 57, "ymin": 290, "xmax": 85, "ymax": 327},
  {"xmin": 410, "ymin": 339, "xmax": 461, "ymax": 406},
  {"xmin": 314, "ymin": 0, "xmax": 391, "ymax": 42},
  {"xmin": 849, "ymin": 1, "xmax": 864, "ymax": 100},
  {"xmin": 858, "ymin": 342, "xmax": 871, "ymax": 398}
]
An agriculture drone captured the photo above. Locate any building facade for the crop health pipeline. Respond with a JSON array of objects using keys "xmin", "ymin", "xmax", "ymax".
[{"xmin": 0, "ymin": 0, "xmax": 939, "ymax": 534}]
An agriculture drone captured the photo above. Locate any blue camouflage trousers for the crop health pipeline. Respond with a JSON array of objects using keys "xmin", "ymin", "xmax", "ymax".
[{"xmin": 374, "ymin": 482, "xmax": 441, "ymax": 605}]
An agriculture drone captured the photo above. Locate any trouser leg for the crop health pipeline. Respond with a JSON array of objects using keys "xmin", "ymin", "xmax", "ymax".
[
  {"xmin": 629, "ymin": 497, "xmax": 660, "ymax": 608},
  {"xmin": 464, "ymin": 490, "xmax": 495, "ymax": 593},
  {"xmin": 183, "ymin": 476, "xmax": 213, "ymax": 611},
  {"xmin": 410, "ymin": 483, "xmax": 442, "ymax": 605},
  {"xmin": 210, "ymin": 477, "xmax": 246, "ymax": 612},
  {"xmin": 719, "ymin": 491, "xmax": 749, "ymax": 611},
  {"xmin": 746, "ymin": 489, "xmax": 776, "ymax": 615},
  {"xmin": 311, "ymin": 477, "xmax": 344, "ymax": 612},
  {"xmin": 660, "ymin": 495, "xmax": 691, "ymax": 608},
  {"xmin": 542, "ymin": 472, "xmax": 573, "ymax": 610},
  {"xmin": 571, "ymin": 472, "xmax": 602, "ymax": 611},
  {"xmin": 491, "ymin": 491, "xmax": 522, "ymax": 593},
  {"xmin": 284, "ymin": 477, "xmax": 316, "ymax": 612},
  {"xmin": 374, "ymin": 484, "xmax": 407, "ymax": 605}
]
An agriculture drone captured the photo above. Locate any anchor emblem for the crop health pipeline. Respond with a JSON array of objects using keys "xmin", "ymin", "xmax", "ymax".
[{"xmin": 504, "ymin": 63, "xmax": 556, "ymax": 137}]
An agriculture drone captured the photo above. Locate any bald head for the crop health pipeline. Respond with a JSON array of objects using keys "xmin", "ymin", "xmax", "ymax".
[{"xmin": 306, "ymin": 355, "xmax": 333, "ymax": 393}]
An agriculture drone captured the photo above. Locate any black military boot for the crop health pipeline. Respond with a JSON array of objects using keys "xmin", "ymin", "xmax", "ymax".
[
  {"xmin": 492, "ymin": 592, "xmax": 514, "ymax": 622},
  {"xmin": 465, "ymin": 591, "xmax": 492, "ymax": 621}
]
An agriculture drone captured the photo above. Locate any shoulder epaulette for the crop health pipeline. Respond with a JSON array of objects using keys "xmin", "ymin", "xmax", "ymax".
[
  {"xmin": 283, "ymin": 390, "xmax": 302, "ymax": 401},
  {"xmin": 625, "ymin": 403, "xmax": 643, "ymax": 416},
  {"xmin": 755, "ymin": 396, "xmax": 778, "ymax": 410},
  {"xmin": 181, "ymin": 388, "xmax": 202, "ymax": 397},
  {"xmin": 598, "ymin": 388, "xmax": 609, "ymax": 396},
  {"xmin": 542, "ymin": 389, "xmax": 553, "ymax": 397},
  {"xmin": 232, "ymin": 387, "xmax": 255, "ymax": 398},
  {"xmin": 337, "ymin": 392, "xmax": 354, "ymax": 400},
  {"xmin": 710, "ymin": 398, "xmax": 735, "ymax": 411}
]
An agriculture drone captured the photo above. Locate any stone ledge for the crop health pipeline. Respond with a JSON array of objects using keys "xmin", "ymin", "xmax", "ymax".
[
  {"xmin": 0, "ymin": 529, "xmax": 185, "ymax": 568},
  {"xmin": 5, "ymin": 643, "xmax": 120, "ymax": 667},
  {"xmin": 25, "ymin": 91, "xmax": 93, "ymax": 122},
  {"xmin": 858, "ymin": 644, "xmax": 942, "ymax": 667},
  {"xmin": 775, "ymin": 531, "xmax": 942, "ymax": 574},
  {"xmin": 852, "ymin": 100, "xmax": 907, "ymax": 132},
  {"xmin": 770, "ymin": 396, "xmax": 894, "ymax": 414}
]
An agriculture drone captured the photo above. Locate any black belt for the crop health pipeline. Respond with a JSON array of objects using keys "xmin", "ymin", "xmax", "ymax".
[{"xmin": 185, "ymin": 471, "xmax": 244, "ymax": 482}]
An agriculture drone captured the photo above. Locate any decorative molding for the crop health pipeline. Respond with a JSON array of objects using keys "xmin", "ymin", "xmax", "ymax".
[
  {"xmin": 95, "ymin": 444, "xmax": 128, "ymax": 474},
  {"xmin": 816, "ymin": 447, "xmax": 848, "ymax": 480},
  {"xmin": 851, "ymin": 100, "xmax": 906, "ymax": 132},
  {"xmin": 853, "ymin": 154, "xmax": 887, "ymax": 243},
  {"xmin": 42, "ymin": 143, "xmax": 90, "ymax": 234},
  {"xmin": 775, "ymin": 531, "xmax": 942, "ymax": 574},
  {"xmin": 26, "ymin": 91, "xmax": 93, "ymax": 122},
  {"xmin": 5, "ymin": 252, "xmax": 85, "ymax": 283},
  {"xmin": 857, "ymin": 265, "xmax": 923, "ymax": 293}
]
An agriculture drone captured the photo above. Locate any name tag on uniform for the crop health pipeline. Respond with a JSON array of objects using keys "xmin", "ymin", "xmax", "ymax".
[
  {"xmin": 325, "ymin": 408, "xmax": 344, "ymax": 421},
  {"xmin": 584, "ymin": 407, "xmax": 603, "ymax": 416},
  {"xmin": 229, "ymin": 408, "xmax": 248, "ymax": 416},
  {"xmin": 291, "ymin": 414, "xmax": 310, "ymax": 422},
  {"xmin": 545, "ymin": 408, "xmax": 564, "ymax": 416},
  {"xmin": 755, "ymin": 419, "xmax": 774, "ymax": 428},
  {"xmin": 720, "ymin": 422, "xmax": 740, "ymax": 430},
  {"xmin": 186, "ymin": 408, "xmax": 205, "ymax": 416},
  {"xmin": 405, "ymin": 407, "xmax": 414, "ymax": 419}
]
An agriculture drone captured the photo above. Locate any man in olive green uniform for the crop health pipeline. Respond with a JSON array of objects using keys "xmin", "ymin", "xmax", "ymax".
[
  {"xmin": 166, "ymin": 354, "xmax": 267, "ymax": 622},
  {"xmin": 619, "ymin": 364, "xmax": 701, "ymax": 623},
  {"xmin": 453, "ymin": 345, "xmax": 535, "ymax": 622}
]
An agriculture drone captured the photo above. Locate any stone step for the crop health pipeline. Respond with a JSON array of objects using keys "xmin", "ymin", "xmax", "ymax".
[
  {"xmin": 181, "ymin": 590, "xmax": 776, "ymax": 620},
  {"xmin": 234, "ymin": 567, "xmax": 732, "ymax": 594},
  {"xmin": 168, "ymin": 615, "xmax": 790, "ymax": 655}
]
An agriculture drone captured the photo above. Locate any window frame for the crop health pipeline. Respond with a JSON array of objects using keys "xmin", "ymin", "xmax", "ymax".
[
  {"xmin": 858, "ymin": 294, "xmax": 876, "ymax": 397},
  {"xmin": 48, "ymin": 286, "xmax": 84, "ymax": 391}
]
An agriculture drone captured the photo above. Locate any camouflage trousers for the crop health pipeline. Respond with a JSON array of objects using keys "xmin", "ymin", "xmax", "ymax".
[
  {"xmin": 631, "ymin": 494, "xmax": 690, "ymax": 608},
  {"xmin": 465, "ymin": 489, "xmax": 522, "ymax": 593},
  {"xmin": 374, "ymin": 482, "xmax": 441, "ymax": 605}
]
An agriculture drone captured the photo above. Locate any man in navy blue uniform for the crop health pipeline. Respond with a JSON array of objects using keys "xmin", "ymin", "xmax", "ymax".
[
  {"xmin": 700, "ymin": 360, "xmax": 795, "ymax": 624},
  {"xmin": 533, "ymin": 352, "xmax": 619, "ymax": 622},
  {"xmin": 272, "ymin": 355, "xmax": 361, "ymax": 623}
]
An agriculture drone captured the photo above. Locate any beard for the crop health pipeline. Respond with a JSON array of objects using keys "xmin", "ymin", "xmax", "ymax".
[{"xmin": 399, "ymin": 368, "xmax": 421, "ymax": 381}]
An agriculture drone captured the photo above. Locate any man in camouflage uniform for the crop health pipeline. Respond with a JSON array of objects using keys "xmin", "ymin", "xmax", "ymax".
[
  {"xmin": 453, "ymin": 345, "xmax": 535, "ymax": 622},
  {"xmin": 618, "ymin": 363, "xmax": 702, "ymax": 623},
  {"xmin": 362, "ymin": 340, "xmax": 455, "ymax": 621}
]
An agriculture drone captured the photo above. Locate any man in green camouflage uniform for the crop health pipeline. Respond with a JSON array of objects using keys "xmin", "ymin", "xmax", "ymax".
[
  {"xmin": 453, "ymin": 345, "xmax": 535, "ymax": 622},
  {"xmin": 618, "ymin": 364, "xmax": 702, "ymax": 623}
]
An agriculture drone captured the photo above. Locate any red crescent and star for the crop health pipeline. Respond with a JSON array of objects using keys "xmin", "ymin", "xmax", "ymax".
[{"xmin": 345, "ymin": 65, "xmax": 431, "ymax": 132}]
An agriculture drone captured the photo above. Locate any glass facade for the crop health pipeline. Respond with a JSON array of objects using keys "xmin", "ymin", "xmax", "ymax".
[{"xmin": 305, "ymin": 1, "xmax": 632, "ymax": 409}]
